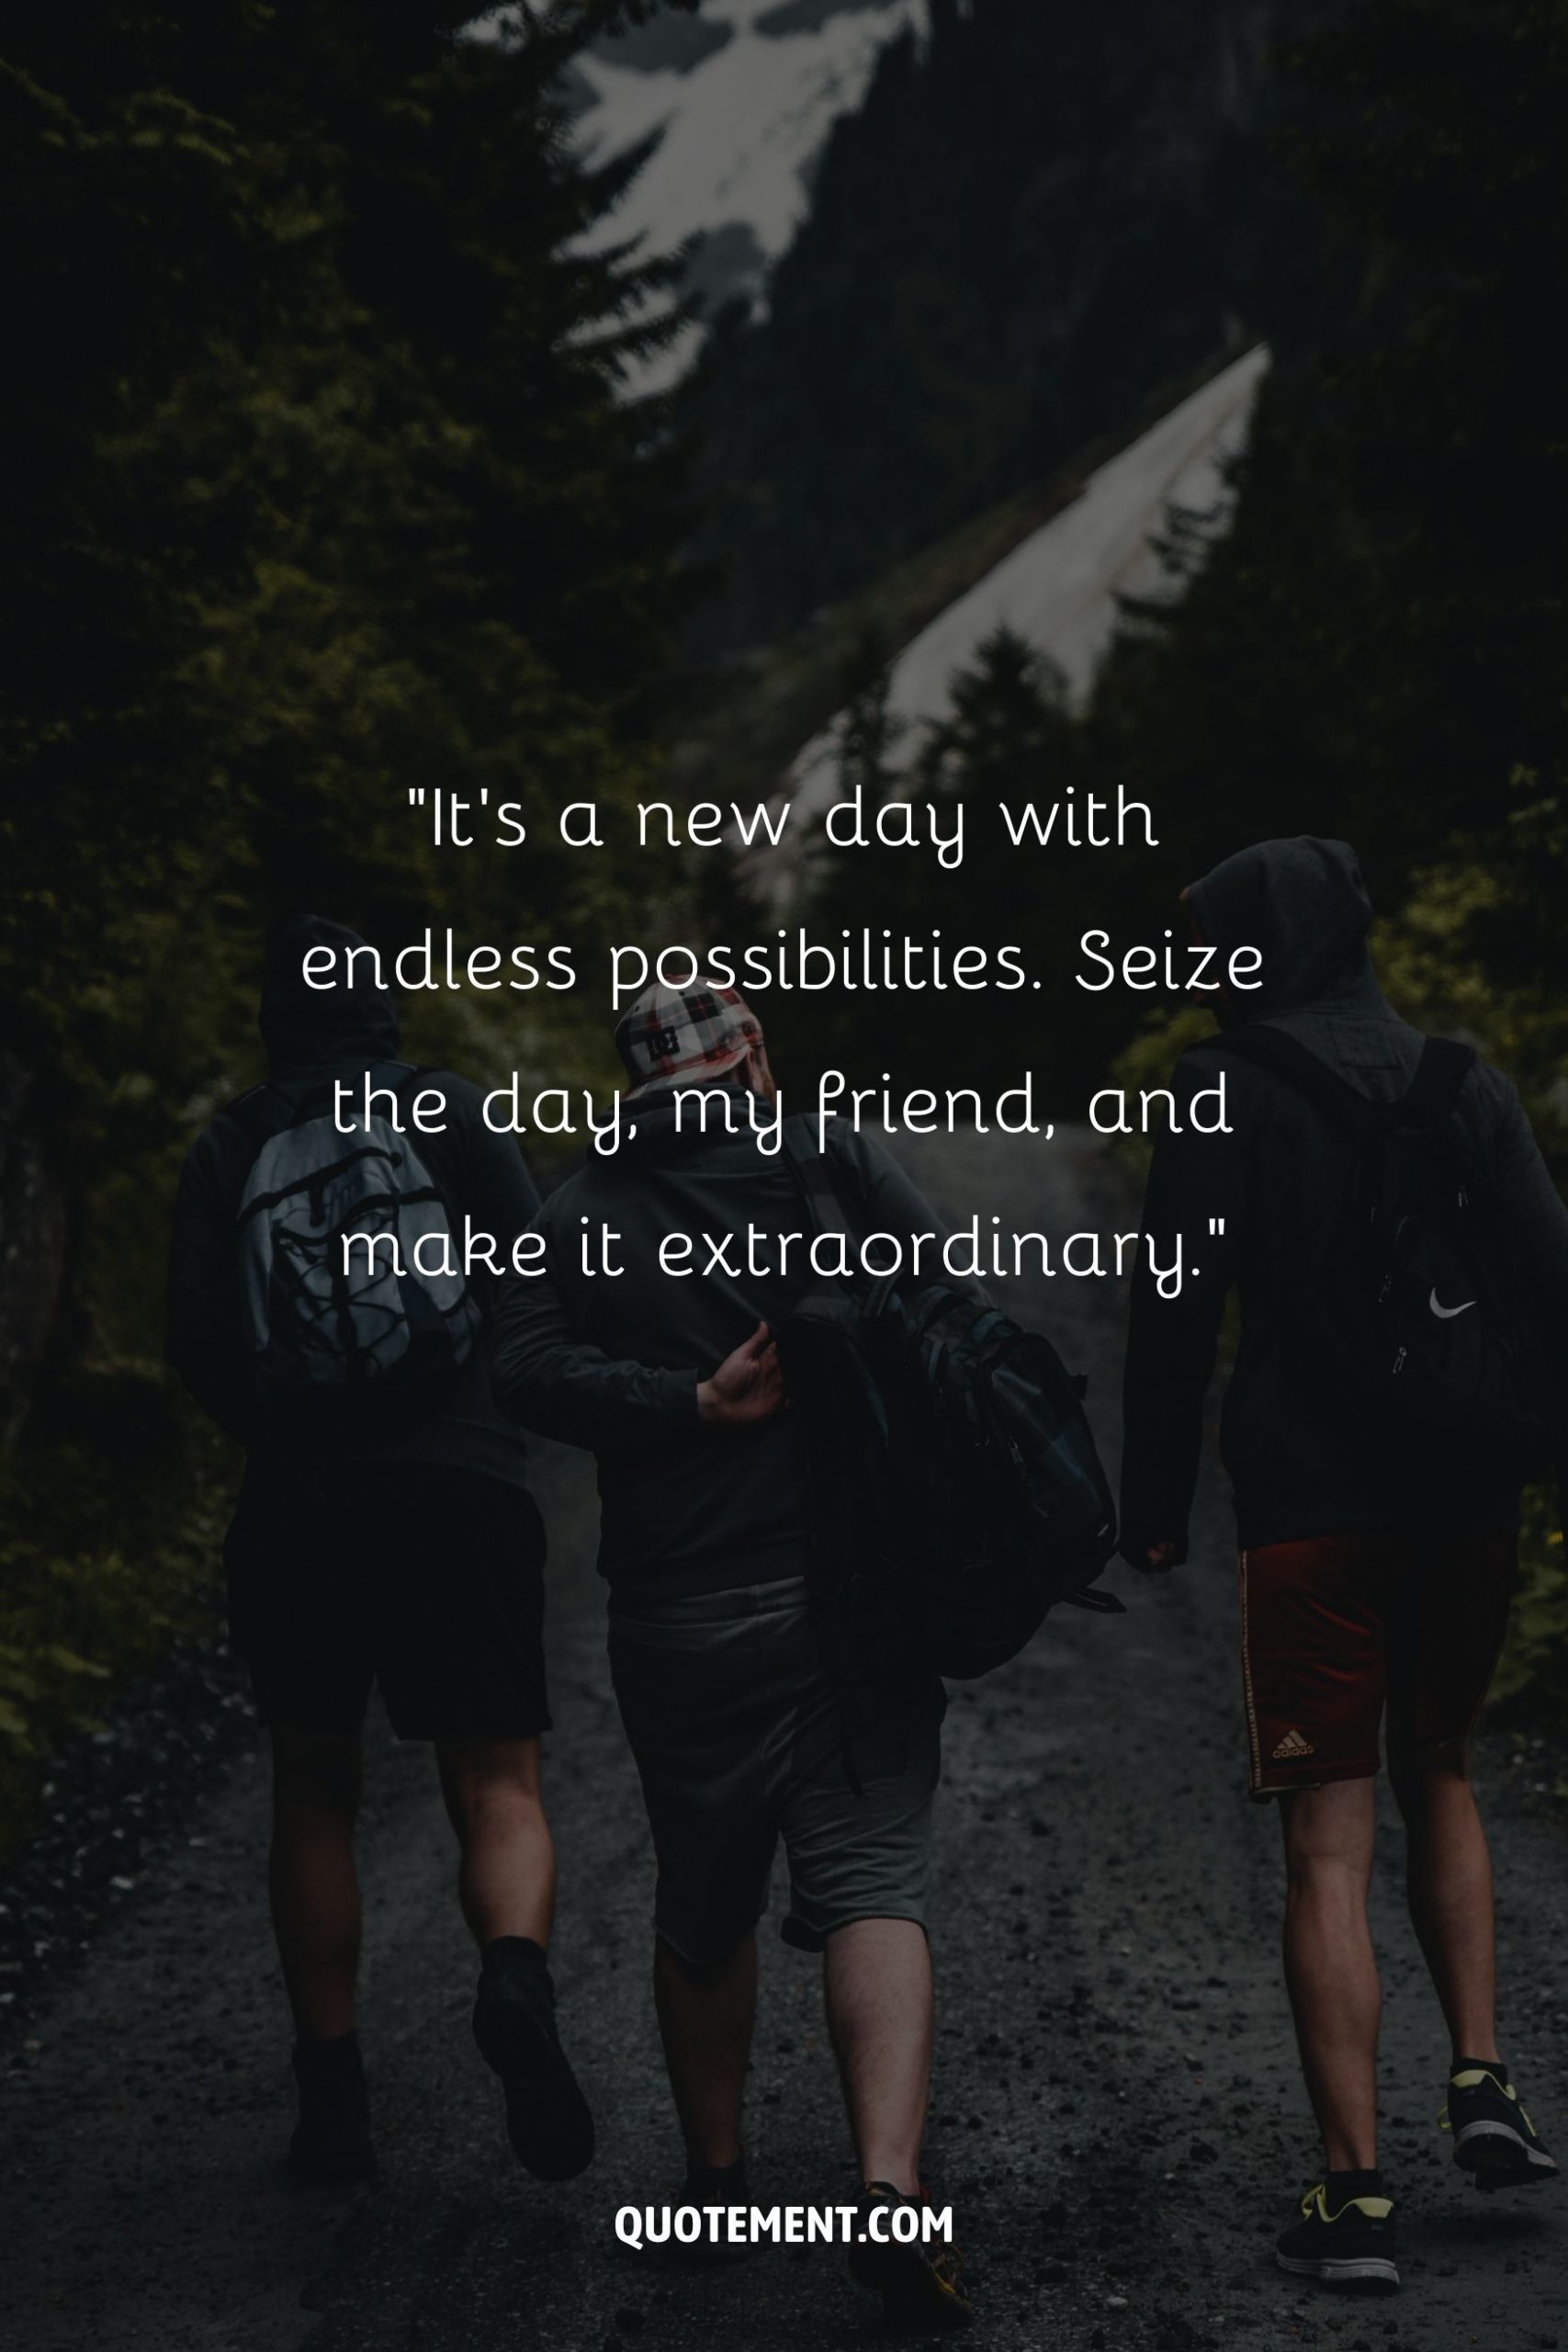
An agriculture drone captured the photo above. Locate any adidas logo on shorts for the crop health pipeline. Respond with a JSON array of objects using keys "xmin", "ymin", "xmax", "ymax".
[{"xmin": 1271, "ymin": 1728, "xmax": 1315, "ymax": 1760}]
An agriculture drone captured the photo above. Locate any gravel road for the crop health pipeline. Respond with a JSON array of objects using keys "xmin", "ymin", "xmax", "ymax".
[{"xmin": 4, "ymin": 1127, "xmax": 1564, "ymax": 2352}]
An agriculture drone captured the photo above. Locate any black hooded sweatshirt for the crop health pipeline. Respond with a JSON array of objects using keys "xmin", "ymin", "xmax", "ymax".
[
  {"xmin": 167, "ymin": 915, "xmax": 538, "ymax": 1493},
  {"xmin": 1120, "ymin": 837, "xmax": 1568, "ymax": 1558},
  {"xmin": 492, "ymin": 1085, "xmax": 959, "ymax": 1601}
]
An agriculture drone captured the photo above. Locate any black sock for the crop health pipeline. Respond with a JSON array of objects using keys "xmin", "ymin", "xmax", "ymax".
[
  {"xmin": 291, "ymin": 2031, "xmax": 366, "ymax": 2112},
  {"xmin": 1452, "ymin": 2054, "xmax": 1506, "ymax": 2079},
  {"xmin": 1325, "ymin": 2168, "xmax": 1383, "ymax": 2202},
  {"xmin": 686, "ymin": 2153, "xmax": 748, "ymax": 2196},
  {"xmin": 481, "ymin": 1935, "xmax": 548, "ymax": 1973}
]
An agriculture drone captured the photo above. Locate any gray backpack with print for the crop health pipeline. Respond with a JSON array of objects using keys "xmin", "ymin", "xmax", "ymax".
[{"xmin": 231, "ymin": 1061, "xmax": 479, "ymax": 1430}]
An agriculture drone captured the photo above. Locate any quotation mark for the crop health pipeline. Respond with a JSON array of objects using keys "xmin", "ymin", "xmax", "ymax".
[
  {"xmin": 408, "ymin": 788, "xmax": 426, "ymax": 807},
  {"xmin": 1208, "ymin": 1217, "xmax": 1225, "ymax": 1236}
]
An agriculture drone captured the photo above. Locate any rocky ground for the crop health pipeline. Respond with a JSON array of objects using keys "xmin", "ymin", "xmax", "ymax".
[{"xmin": 3, "ymin": 1126, "xmax": 1564, "ymax": 2352}]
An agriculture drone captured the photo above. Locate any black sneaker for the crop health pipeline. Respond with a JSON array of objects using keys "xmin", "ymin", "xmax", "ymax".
[
  {"xmin": 1275, "ymin": 2183, "xmax": 1399, "ymax": 2291},
  {"xmin": 659, "ymin": 2155, "xmax": 754, "ymax": 2265},
  {"xmin": 1443, "ymin": 2064, "xmax": 1558, "ymax": 2189},
  {"xmin": 848, "ymin": 2182, "xmax": 973, "ymax": 2333},
  {"xmin": 471, "ymin": 1938, "xmax": 595, "ymax": 2181},
  {"xmin": 288, "ymin": 2031, "xmax": 377, "ymax": 2187}
]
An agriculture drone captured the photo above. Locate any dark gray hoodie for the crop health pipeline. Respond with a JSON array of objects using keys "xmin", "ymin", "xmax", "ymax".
[
  {"xmin": 493, "ymin": 1085, "xmax": 958, "ymax": 1600},
  {"xmin": 167, "ymin": 914, "xmax": 539, "ymax": 1492},
  {"xmin": 1121, "ymin": 838, "xmax": 1568, "ymax": 1555}
]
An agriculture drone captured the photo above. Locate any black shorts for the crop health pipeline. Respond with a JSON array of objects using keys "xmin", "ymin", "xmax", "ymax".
[{"xmin": 225, "ymin": 1464, "xmax": 548, "ymax": 1740}]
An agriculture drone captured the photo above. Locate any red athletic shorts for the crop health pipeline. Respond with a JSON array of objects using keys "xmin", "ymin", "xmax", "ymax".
[{"xmin": 1238, "ymin": 1533, "xmax": 1517, "ymax": 1800}]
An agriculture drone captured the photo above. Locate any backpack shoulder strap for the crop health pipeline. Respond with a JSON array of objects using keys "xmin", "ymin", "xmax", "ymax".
[
  {"xmin": 224, "ymin": 1060, "xmax": 424, "ymax": 1165},
  {"xmin": 1197, "ymin": 1024, "xmax": 1388, "ymax": 1138},
  {"xmin": 224, "ymin": 1082, "xmax": 296, "ymax": 1155},
  {"xmin": 781, "ymin": 1116, "xmax": 851, "ymax": 1239},
  {"xmin": 780, "ymin": 1116, "xmax": 892, "ymax": 1305},
  {"xmin": 1397, "ymin": 1037, "xmax": 1475, "ymax": 1127}
]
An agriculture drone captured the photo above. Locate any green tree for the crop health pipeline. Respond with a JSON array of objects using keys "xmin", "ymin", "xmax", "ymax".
[
  {"xmin": 1, "ymin": 1, "xmax": 696, "ymax": 1167},
  {"xmin": 0, "ymin": 1, "xmax": 698, "ymax": 1804}
]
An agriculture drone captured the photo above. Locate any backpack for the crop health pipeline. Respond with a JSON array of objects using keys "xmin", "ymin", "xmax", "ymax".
[
  {"xmin": 1203, "ymin": 1024, "xmax": 1540, "ymax": 1464},
  {"xmin": 774, "ymin": 1125, "xmax": 1121, "ymax": 1687},
  {"xmin": 231, "ymin": 1061, "xmax": 481, "ymax": 1430}
]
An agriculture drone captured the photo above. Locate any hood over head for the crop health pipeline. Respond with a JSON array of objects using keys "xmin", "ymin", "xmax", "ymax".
[
  {"xmin": 259, "ymin": 914, "xmax": 400, "ymax": 1074},
  {"xmin": 1185, "ymin": 837, "xmax": 1383, "ymax": 1024}
]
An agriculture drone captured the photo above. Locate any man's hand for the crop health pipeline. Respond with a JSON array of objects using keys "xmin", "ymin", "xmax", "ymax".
[
  {"xmin": 1124, "ymin": 1539, "xmax": 1182, "ymax": 1576},
  {"xmin": 697, "ymin": 1321, "xmax": 786, "ymax": 1427}
]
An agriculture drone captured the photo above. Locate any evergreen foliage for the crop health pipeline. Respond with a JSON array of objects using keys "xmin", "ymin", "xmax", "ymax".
[
  {"xmin": 683, "ymin": 0, "xmax": 1348, "ymax": 656},
  {"xmin": 787, "ymin": 0, "xmax": 1568, "ymax": 1141},
  {"xmin": 0, "ymin": 1, "xmax": 697, "ymax": 1808}
]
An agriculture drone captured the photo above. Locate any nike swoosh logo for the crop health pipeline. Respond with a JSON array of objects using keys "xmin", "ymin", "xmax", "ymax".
[{"xmin": 1429, "ymin": 1290, "xmax": 1476, "ymax": 1320}]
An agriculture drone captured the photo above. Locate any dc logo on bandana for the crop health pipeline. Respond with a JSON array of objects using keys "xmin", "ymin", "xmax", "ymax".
[{"xmin": 649, "ymin": 1023, "xmax": 682, "ymax": 1058}]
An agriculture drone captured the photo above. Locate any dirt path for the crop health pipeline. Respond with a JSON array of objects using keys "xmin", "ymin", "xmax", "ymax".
[{"xmin": 4, "ymin": 1127, "xmax": 1563, "ymax": 2352}]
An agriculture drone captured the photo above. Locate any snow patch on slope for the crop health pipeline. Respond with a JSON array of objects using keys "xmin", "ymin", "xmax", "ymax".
[
  {"xmin": 570, "ymin": 0, "xmax": 926, "ymax": 386},
  {"xmin": 784, "ymin": 347, "xmax": 1270, "ymax": 820}
]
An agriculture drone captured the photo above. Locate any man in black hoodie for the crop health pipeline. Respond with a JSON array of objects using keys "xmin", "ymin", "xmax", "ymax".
[
  {"xmin": 1121, "ymin": 838, "xmax": 1564, "ymax": 2290},
  {"xmin": 168, "ymin": 915, "xmax": 592, "ymax": 2187},
  {"xmin": 494, "ymin": 978, "xmax": 970, "ymax": 2333}
]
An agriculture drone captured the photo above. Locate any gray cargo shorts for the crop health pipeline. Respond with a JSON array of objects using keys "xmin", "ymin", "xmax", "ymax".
[{"xmin": 606, "ymin": 1575, "xmax": 944, "ymax": 1965}]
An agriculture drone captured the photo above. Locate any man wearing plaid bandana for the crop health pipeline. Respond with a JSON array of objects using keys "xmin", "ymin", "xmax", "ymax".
[{"xmin": 495, "ymin": 980, "xmax": 973, "ymax": 2330}]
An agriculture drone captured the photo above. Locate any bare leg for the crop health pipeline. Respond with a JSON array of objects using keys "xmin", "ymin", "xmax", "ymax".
[
  {"xmin": 269, "ymin": 1725, "xmax": 363, "ymax": 2040},
  {"xmin": 1388, "ymin": 1735, "xmax": 1500, "ymax": 2064},
  {"xmin": 824, "ymin": 1917, "xmax": 933, "ymax": 2194},
  {"xmin": 653, "ymin": 1932, "xmax": 757, "ymax": 2170},
  {"xmin": 436, "ymin": 1736, "xmax": 555, "ymax": 1948},
  {"xmin": 1279, "ymin": 1779, "xmax": 1381, "ymax": 2172}
]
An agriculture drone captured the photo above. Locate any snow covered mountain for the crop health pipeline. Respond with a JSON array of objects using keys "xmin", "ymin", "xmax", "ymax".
[{"xmin": 565, "ymin": 0, "xmax": 926, "ymax": 388}]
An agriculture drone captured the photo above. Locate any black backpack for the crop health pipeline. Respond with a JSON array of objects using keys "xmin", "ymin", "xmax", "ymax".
[
  {"xmin": 1204, "ymin": 1025, "xmax": 1540, "ymax": 1464},
  {"xmin": 230, "ymin": 1061, "xmax": 481, "ymax": 1431},
  {"xmin": 774, "ymin": 1126, "xmax": 1121, "ymax": 1687}
]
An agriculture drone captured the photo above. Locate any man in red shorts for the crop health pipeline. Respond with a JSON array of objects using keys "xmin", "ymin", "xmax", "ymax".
[{"xmin": 1120, "ymin": 837, "xmax": 1564, "ymax": 2291}]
